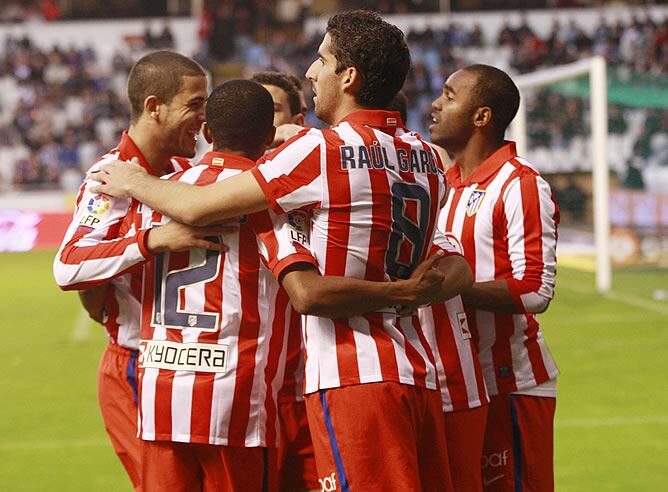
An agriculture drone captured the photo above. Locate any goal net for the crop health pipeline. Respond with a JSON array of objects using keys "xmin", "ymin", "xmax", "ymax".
[{"xmin": 510, "ymin": 57, "xmax": 668, "ymax": 294}]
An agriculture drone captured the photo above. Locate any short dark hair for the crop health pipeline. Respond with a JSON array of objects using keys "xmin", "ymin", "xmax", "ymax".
[
  {"xmin": 205, "ymin": 79, "xmax": 274, "ymax": 152},
  {"xmin": 284, "ymin": 73, "xmax": 307, "ymax": 114},
  {"xmin": 127, "ymin": 50, "xmax": 205, "ymax": 123},
  {"xmin": 326, "ymin": 10, "xmax": 410, "ymax": 109},
  {"xmin": 284, "ymin": 73, "xmax": 303, "ymax": 91},
  {"xmin": 251, "ymin": 71, "xmax": 301, "ymax": 117},
  {"xmin": 387, "ymin": 90, "xmax": 408, "ymax": 123},
  {"xmin": 463, "ymin": 64, "xmax": 520, "ymax": 137}
]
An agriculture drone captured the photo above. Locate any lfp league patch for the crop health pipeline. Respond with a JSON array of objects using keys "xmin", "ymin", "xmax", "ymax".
[
  {"xmin": 79, "ymin": 194, "xmax": 111, "ymax": 228},
  {"xmin": 87, "ymin": 194, "xmax": 111, "ymax": 215},
  {"xmin": 466, "ymin": 189, "xmax": 486, "ymax": 217}
]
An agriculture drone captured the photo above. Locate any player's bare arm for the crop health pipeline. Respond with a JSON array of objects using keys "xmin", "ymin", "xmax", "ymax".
[
  {"xmin": 462, "ymin": 278, "xmax": 552, "ymax": 314},
  {"xmin": 90, "ymin": 160, "xmax": 268, "ymax": 226},
  {"xmin": 145, "ymin": 220, "xmax": 234, "ymax": 253},
  {"xmin": 461, "ymin": 279, "xmax": 520, "ymax": 313},
  {"xmin": 280, "ymin": 253, "xmax": 447, "ymax": 318},
  {"xmin": 429, "ymin": 254, "xmax": 473, "ymax": 304},
  {"xmin": 78, "ymin": 283, "xmax": 111, "ymax": 324}
]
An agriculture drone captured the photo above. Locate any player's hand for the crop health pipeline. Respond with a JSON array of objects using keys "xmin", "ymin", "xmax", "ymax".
[
  {"xmin": 89, "ymin": 158, "xmax": 149, "ymax": 198},
  {"xmin": 146, "ymin": 221, "xmax": 237, "ymax": 253},
  {"xmin": 78, "ymin": 284, "xmax": 111, "ymax": 324},
  {"xmin": 271, "ymin": 123, "xmax": 305, "ymax": 148},
  {"xmin": 397, "ymin": 251, "xmax": 446, "ymax": 315}
]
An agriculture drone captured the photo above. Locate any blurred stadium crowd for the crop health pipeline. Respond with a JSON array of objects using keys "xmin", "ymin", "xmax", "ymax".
[{"xmin": 0, "ymin": 3, "xmax": 666, "ymax": 199}]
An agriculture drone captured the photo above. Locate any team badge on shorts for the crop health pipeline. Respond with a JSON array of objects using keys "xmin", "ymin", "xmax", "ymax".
[
  {"xmin": 87, "ymin": 194, "xmax": 110, "ymax": 215},
  {"xmin": 466, "ymin": 189, "xmax": 486, "ymax": 216}
]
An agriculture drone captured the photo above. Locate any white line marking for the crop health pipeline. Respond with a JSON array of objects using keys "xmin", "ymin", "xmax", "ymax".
[
  {"xmin": 604, "ymin": 290, "xmax": 668, "ymax": 317},
  {"xmin": 0, "ymin": 438, "xmax": 109, "ymax": 450},
  {"xmin": 559, "ymin": 283, "xmax": 668, "ymax": 317},
  {"xmin": 71, "ymin": 309, "xmax": 92, "ymax": 341},
  {"xmin": 556, "ymin": 415, "xmax": 668, "ymax": 428}
]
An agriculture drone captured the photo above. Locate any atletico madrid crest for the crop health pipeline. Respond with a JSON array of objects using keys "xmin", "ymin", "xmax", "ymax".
[{"xmin": 466, "ymin": 189, "xmax": 486, "ymax": 216}]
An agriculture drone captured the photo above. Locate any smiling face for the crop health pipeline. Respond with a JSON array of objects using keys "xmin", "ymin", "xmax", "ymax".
[
  {"xmin": 159, "ymin": 75, "xmax": 208, "ymax": 158},
  {"xmin": 305, "ymin": 33, "xmax": 345, "ymax": 125},
  {"xmin": 429, "ymin": 69, "xmax": 480, "ymax": 151}
]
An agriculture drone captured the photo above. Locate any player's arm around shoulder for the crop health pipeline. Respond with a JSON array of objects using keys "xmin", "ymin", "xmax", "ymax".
[
  {"xmin": 90, "ymin": 159, "xmax": 269, "ymax": 227},
  {"xmin": 251, "ymin": 129, "xmax": 325, "ymax": 215}
]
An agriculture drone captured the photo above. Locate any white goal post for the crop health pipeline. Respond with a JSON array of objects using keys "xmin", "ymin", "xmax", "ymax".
[{"xmin": 510, "ymin": 56, "xmax": 611, "ymax": 293}]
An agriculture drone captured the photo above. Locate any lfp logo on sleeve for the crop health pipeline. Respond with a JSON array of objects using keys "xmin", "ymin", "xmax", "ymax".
[
  {"xmin": 80, "ymin": 194, "xmax": 111, "ymax": 228},
  {"xmin": 87, "ymin": 194, "xmax": 110, "ymax": 215}
]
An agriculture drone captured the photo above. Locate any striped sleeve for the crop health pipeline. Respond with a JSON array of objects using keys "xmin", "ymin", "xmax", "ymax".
[
  {"xmin": 53, "ymin": 168, "xmax": 152, "ymax": 290},
  {"xmin": 252, "ymin": 209, "xmax": 317, "ymax": 279},
  {"xmin": 250, "ymin": 130, "xmax": 324, "ymax": 214},
  {"xmin": 429, "ymin": 227, "xmax": 464, "ymax": 257},
  {"xmin": 501, "ymin": 172, "xmax": 559, "ymax": 313}
]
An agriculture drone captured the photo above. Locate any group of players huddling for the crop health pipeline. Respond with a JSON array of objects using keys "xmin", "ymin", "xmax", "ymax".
[{"xmin": 54, "ymin": 9, "xmax": 559, "ymax": 492}]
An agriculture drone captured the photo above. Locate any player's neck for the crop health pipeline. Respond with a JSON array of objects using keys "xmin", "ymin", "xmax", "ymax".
[
  {"xmin": 329, "ymin": 98, "xmax": 364, "ymax": 126},
  {"xmin": 127, "ymin": 125, "xmax": 172, "ymax": 175},
  {"xmin": 455, "ymin": 135, "xmax": 505, "ymax": 181},
  {"xmin": 211, "ymin": 146, "xmax": 260, "ymax": 161}
]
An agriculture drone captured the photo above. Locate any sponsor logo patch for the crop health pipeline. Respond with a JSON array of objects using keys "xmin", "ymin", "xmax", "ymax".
[
  {"xmin": 457, "ymin": 312, "xmax": 471, "ymax": 339},
  {"xmin": 139, "ymin": 340, "xmax": 228, "ymax": 373},
  {"xmin": 466, "ymin": 189, "xmax": 486, "ymax": 216}
]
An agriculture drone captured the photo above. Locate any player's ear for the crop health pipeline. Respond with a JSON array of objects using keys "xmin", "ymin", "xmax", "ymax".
[
  {"xmin": 291, "ymin": 113, "xmax": 305, "ymax": 126},
  {"xmin": 341, "ymin": 66, "xmax": 359, "ymax": 94},
  {"xmin": 265, "ymin": 125, "xmax": 276, "ymax": 147},
  {"xmin": 202, "ymin": 122, "xmax": 213, "ymax": 144},
  {"xmin": 473, "ymin": 106, "xmax": 492, "ymax": 128},
  {"xmin": 144, "ymin": 95, "xmax": 161, "ymax": 122}
]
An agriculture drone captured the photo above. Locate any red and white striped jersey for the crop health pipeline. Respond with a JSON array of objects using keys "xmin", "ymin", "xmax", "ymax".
[
  {"xmin": 251, "ymin": 110, "xmax": 446, "ymax": 394},
  {"xmin": 137, "ymin": 152, "xmax": 316, "ymax": 447},
  {"xmin": 441, "ymin": 141, "xmax": 559, "ymax": 396},
  {"xmin": 53, "ymin": 132, "xmax": 190, "ymax": 349},
  {"xmin": 278, "ymin": 308, "xmax": 306, "ymax": 403},
  {"xmin": 419, "ymin": 239, "xmax": 488, "ymax": 412}
]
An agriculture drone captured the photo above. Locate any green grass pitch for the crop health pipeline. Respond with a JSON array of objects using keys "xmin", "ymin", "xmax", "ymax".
[{"xmin": 0, "ymin": 251, "xmax": 666, "ymax": 490}]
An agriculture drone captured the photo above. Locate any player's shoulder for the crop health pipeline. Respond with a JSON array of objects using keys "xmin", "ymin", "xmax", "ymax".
[
  {"xmin": 263, "ymin": 127, "xmax": 325, "ymax": 163},
  {"xmin": 510, "ymin": 155, "xmax": 543, "ymax": 179},
  {"xmin": 85, "ymin": 149, "xmax": 121, "ymax": 176},
  {"xmin": 166, "ymin": 163, "xmax": 234, "ymax": 185},
  {"xmin": 170, "ymin": 156, "xmax": 192, "ymax": 172}
]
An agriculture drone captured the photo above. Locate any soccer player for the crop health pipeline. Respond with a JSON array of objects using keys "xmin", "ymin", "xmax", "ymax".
[
  {"xmin": 53, "ymin": 51, "xmax": 216, "ymax": 490},
  {"xmin": 134, "ymin": 78, "xmax": 457, "ymax": 491},
  {"xmin": 252, "ymin": 70, "xmax": 319, "ymax": 492},
  {"xmin": 91, "ymin": 11, "xmax": 473, "ymax": 490},
  {"xmin": 419, "ymin": 287, "xmax": 488, "ymax": 492},
  {"xmin": 429, "ymin": 64, "xmax": 559, "ymax": 491}
]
